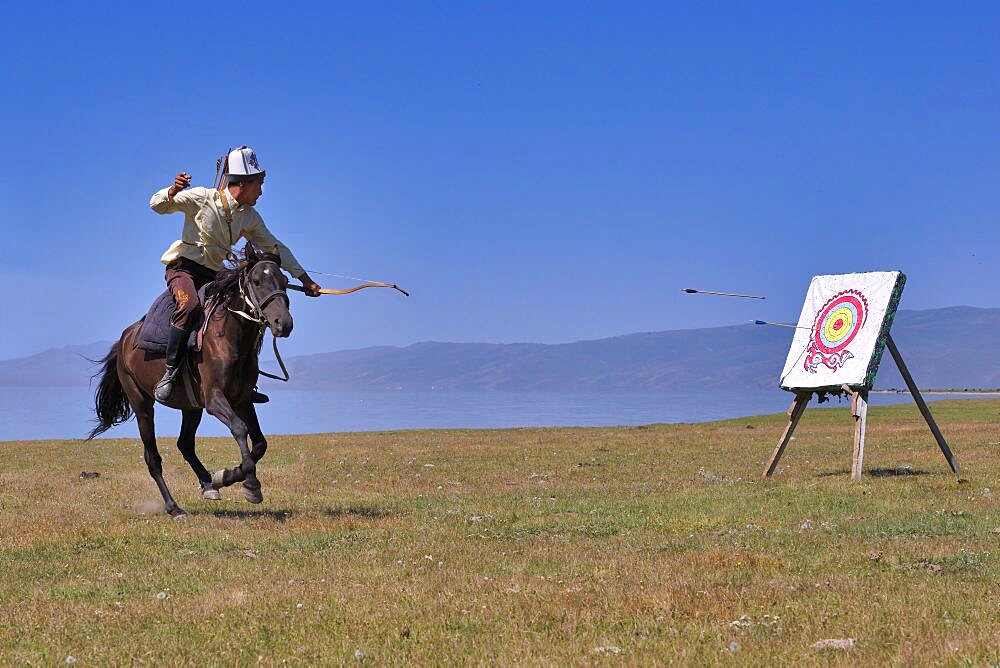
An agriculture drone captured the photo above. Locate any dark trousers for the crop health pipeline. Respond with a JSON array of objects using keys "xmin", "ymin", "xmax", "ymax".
[{"xmin": 165, "ymin": 257, "xmax": 217, "ymax": 330}]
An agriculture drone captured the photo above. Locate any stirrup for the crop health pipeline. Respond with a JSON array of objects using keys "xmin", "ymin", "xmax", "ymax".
[
  {"xmin": 251, "ymin": 389, "xmax": 269, "ymax": 404},
  {"xmin": 154, "ymin": 365, "xmax": 180, "ymax": 403}
]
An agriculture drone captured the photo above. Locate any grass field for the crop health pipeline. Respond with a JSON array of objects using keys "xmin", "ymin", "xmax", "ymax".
[{"xmin": 1, "ymin": 398, "xmax": 998, "ymax": 664}]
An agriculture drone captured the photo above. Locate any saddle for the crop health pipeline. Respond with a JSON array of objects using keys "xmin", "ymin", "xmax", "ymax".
[
  {"xmin": 134, "ymin": 285, "xmax": 212, "ymax": 355},
  {"xmin": 131, "ymin": 286, "xmax": 220, "ymax": 409}
]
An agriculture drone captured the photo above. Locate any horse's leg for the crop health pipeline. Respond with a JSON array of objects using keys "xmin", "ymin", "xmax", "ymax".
[
  {"xmin": 205, "ymin": 391, "xmax": 263, "ymax": 504},
  {"xmin": 240, "ymin": 403, "xmax": 268, "ymax": 463},
  {"xmin": 239, "ymin": 403, "xmax": 268, "ymax": 503},
  {"xmin": 176, "ymin": 409, "xmax": 219, "ymax": 501},
  {"xmin": 124, "ymin": 380, "xmax": 185, "ymax": 518}
]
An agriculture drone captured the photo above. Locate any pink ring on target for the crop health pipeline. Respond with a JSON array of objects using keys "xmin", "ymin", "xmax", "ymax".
[{"xmin": 811, "ymin": 290, "xmax": 868, "ymax": 354}]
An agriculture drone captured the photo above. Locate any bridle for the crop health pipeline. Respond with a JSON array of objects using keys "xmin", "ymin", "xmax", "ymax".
[
  {"xmin": 228, "ymin": 258, "xmax": 289, "ymax": 326},
  {"xmin": 223, "ymin": 257, "xmax": 292, "ymax": 381}
]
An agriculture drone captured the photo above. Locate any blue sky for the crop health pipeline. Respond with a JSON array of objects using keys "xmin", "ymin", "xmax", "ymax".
[{"xmin": 1, "ymin": 3, "xmax": 997, "ymax": 360}]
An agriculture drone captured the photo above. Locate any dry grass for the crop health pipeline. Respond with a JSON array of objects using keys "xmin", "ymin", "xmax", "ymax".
[{"xmin": 1, "ymin": 398, "xmax": 998, "ymax": 664}]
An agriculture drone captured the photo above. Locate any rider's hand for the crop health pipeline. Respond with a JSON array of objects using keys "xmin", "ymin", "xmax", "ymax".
[
  {"xmin": 298, "ymin": 272, "xmax": 322, "ymax": 297},
  {"xmin": 167, "ymin": 172, "xmax": 192, "ymax": 197}
]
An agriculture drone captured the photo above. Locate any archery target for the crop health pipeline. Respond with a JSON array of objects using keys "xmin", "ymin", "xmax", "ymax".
[
  {"xmin": 780, "ymin": 272, "xmax": 905, "ymax": 391},
  {"xmin": 814, "ymin": 291, "xmax": 867, "ymax": 354}
]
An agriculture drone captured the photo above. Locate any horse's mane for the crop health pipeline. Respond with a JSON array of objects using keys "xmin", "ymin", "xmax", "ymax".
[
  {"xmin": 205, "ymin": 247, "xmax": 282, "ymax": 307},
  {"xmin": 209, "ymin": 263, "xmax": 243, "ymax": 298}
]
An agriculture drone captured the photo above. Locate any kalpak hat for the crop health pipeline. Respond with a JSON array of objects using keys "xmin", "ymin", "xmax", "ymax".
[{"xmin": 224, "ymin": 146, "xmax": 265, "ymax": 183}]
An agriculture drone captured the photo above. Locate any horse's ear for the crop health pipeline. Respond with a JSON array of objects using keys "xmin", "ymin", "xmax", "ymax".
[
  {"xmin": 272, "ymin": 245, "xmax": 282, "ymax": 266},
  {"xmin": 244, "ymin": 240, "xmax": 258, "ymax": 263}
]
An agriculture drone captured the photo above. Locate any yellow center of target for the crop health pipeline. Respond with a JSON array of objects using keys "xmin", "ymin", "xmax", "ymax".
[{"xmin": 823, "ymin": 306, "xmax": 855, "ymax": 344}]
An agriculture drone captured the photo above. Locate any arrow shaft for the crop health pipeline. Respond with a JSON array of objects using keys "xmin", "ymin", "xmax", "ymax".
[
  {"xmin": 683, "ymin": 288, "xmax": 766, "ymax": 300},
  {"xmin": 752, "ymin": 320, "xmax": 810, "ymax": 329}
]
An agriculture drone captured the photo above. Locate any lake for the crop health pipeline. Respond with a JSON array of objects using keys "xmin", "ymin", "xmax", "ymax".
[{"xmin": 0, "ymin": 386, "xmax": 986, "ymax": 442}]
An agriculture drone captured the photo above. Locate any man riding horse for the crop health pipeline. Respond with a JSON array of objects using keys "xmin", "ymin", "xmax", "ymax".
[{"xmin": 150, "ymin": 146, "xmax": 322, "ymax": 403}]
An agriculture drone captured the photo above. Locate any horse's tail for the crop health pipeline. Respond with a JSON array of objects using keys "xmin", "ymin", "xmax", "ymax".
[{"xmin": 87, "ymin": 341, "xmax": 132, "ymax": 440}]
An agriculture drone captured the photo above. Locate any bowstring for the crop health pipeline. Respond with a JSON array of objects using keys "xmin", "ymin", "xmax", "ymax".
[{"xmin": 302, "ymin": 269, "xmax": 387, "ymax": 285}]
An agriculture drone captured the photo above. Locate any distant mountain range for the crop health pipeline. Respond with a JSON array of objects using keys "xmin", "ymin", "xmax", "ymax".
[{"xmin": 3, "ymin": 307, "xmax": 998, "ymax": 391}]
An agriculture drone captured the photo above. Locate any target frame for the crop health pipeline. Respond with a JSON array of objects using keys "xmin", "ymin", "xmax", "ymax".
[{"xmin": 779, "ymin": 272, "xmax": 906, "ymax": 392}]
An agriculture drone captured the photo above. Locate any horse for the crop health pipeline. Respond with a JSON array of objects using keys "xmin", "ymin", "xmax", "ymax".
[{"xmin": 87, "ymin": 243, "xmax": 293, "ymax": 517}]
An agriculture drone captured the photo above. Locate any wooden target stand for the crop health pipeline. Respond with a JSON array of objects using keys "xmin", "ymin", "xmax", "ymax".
[{"xmin": 764, "ymin": 334, "xmax": 963, "ymax": 481}]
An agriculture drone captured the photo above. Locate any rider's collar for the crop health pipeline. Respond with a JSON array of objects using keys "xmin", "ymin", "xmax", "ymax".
[{"xmin": 221, "ymin": 187, "xmax": 244, "ymax": 211}]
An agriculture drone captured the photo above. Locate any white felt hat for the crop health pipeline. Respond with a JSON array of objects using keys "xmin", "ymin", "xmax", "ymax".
[{"xmin": 226, "ymin": 146, "xmax": 265, "ymax": 182}]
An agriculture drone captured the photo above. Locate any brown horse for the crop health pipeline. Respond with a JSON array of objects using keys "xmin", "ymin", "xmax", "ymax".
[{"xmin": 87, "ymin": 244, "xmax": 293, "ymax": 517}]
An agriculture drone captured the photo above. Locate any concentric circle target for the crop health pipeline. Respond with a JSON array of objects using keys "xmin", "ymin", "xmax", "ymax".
[{"xmin": 813, "ymin": 292, "xmax": 867, "ymax": 354}]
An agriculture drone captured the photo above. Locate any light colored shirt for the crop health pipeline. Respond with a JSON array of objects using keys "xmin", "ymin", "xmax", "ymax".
[{"xmin": 150, "ymin": 186, "xmax": 305, "ymax": 277}]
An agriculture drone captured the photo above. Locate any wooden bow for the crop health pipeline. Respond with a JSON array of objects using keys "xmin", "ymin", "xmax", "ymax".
[{"xmin": 288, "ymin": 282, "xmax": 410, "ymax": 297}]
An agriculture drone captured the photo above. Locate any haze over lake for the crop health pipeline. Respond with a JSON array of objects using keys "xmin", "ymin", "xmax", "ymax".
[
  {"xmin": 2, "ymin": 386, "xmax": 986, "ymax": 442},
  {"xmin": 2, "ymin": 306, "xmax": 997, "ymax": 441}
]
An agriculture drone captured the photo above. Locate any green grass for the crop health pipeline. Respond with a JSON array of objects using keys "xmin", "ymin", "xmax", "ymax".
[{"xmin": 1, "ymin": 399, "xmax": 998, "ymax": 664}]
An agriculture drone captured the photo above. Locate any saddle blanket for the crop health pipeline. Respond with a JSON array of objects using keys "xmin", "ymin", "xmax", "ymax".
[{"xmin": 136, "ymin": 287, "xmax": 209, "ymax": 354}]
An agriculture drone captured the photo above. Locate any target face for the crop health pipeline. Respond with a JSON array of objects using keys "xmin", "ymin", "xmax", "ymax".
[
  {"xmin": 813, "ymin": 291, "xmax": 867, "ymax": 354},
  {"xmin": 780, "ymin": 272, "xmax": 905, "ymax": 392}
]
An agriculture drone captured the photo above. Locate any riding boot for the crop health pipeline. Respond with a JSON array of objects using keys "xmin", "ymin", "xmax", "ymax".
[
  {"xmin": 251, "ymin": 388, "xmax": 270, "ymax": 404},
  {"xmin": 154, "ymin": 325, "xmax": 187, "ymax": 403}
]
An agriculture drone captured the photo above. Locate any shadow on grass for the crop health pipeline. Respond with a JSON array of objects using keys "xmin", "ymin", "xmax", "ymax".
[
  {"xmin": 180, "ymin": 505, "xmax": 391, "ymax": 521},
  {"xmin": 322, "ymin": 505, "xmax": 393, "ymax": 519},
  {"xmin": 815, "ymin": 468, "xmax": 853, "ymax": 478},
  {"xmin": 198, "ymin": 508, "xmax": 294, "ymax": 521},
  {"xmin": 868, "ymin": 467, "xmax": 929, "ymax": 478},
  {"xmin": 816, "ymin": 466, "xmax": 929, "ymax": 478}
]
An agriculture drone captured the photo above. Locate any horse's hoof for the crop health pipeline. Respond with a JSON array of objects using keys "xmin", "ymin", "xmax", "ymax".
[
  {"xmin": 242, "ymin": 483, "xmax": 263, "ymax": 504},
  {"xmin": 211, "ymin": 470, "xmax": 227, "ymax": 489},
  {"xmin": 169, "ymin": 509, "xmax": 187, "ymax": 520},
  {"xmin": 201, "ymin": 485, "xmax": 222, "ymax": 501}
]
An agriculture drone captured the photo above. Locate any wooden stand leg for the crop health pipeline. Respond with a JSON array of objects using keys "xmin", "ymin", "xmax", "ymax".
[
  {"xmin": 764, "ymin": 392, "xmax": 810, "ymax": 478},
  {"xmin": 851, "ymin": 390, "xmax": 868, "ymax": 481},
  {"xmin": 885, "ymin": 335, "xmax": 962, "ymax": 478}
]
